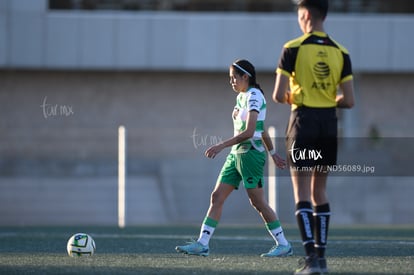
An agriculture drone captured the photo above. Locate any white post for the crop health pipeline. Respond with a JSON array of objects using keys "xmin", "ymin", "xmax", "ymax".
[
  {"xmin": 118, "ymin": 125, "xmax": 126, "ymax": 228},
  {"xmin": 268, "ymin": 126, "xmax": 278, "ymax": 214}
]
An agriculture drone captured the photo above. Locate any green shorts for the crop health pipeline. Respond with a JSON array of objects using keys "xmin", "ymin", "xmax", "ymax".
[{"xmin": 217, "ymin": 149, "xmax": 266, "ymax": 189}]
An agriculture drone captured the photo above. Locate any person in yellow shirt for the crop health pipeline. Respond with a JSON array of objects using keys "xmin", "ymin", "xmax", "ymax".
[{"xmin": 272, "ymin": 0, "xmax": 355, "ymax": 274}]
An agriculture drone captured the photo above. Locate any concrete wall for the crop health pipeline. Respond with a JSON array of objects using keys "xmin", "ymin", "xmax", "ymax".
[
  {"xmin": 1, "ymin": 0, "xmax": 413, "ymax": 226},
  {"xmin": 1, "ymin": 0, "xmax": 414, "ymax": 72},
  {"xmin": 0, "ymin": 71, "xmax": 413, "ymax": 226}
]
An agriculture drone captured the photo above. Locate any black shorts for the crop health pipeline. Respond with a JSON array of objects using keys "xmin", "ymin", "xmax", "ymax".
[{"xmin": 286, "ymin": 106, "xmax": 337, "ymax": 168}]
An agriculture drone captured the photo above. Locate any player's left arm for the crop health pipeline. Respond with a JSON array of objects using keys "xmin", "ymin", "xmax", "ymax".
[
  {"xmin": 336, "ymin": 79, "xmax": 355, "ymax": 108},
  {"xmin": 336, "ymin": 51, "xmax": 355, "ymax": 108},
  {"xmin": 205, "ymin": 111, "xmax": 258, "ymax": 159}
]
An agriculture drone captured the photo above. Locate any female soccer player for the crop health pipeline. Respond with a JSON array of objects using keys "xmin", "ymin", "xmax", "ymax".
[{"xmin": 176, "ymin": 59, "xmax": 292, "ymax": 257}]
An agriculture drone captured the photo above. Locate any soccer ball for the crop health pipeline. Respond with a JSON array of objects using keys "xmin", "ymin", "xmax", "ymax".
[{"xmin": 66, "ymin": 233, "xmax": 96, "ymax": 257}]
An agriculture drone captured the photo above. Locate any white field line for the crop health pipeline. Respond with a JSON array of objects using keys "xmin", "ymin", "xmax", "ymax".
[{"xmin": 1, "ymin": 232, "xmax": 414, "ymax": 246}]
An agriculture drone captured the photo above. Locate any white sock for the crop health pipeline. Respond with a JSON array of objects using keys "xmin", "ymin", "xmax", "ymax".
[
  {"xmin": 269, "ymin": 227, "xmax": 289, "ymax": 246},
  {"xmin": 197, "ymin": 224, "xmax": 215, "ymax": 246}
]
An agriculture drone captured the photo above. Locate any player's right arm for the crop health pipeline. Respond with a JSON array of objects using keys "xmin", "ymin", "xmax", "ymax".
[
  {"xmin": 273, "ymin": 44, "xmax": 297, "ymax": 105},
  {"xmin": 272, "ymin": 72, "xmax": 291, "ymax": 104},
  {"xmin": 261, "ymin": 129, "xmax": 286, "ymax": 169}
]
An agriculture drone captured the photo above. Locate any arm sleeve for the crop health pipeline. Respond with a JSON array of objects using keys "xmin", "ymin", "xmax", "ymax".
[
  {"xmin": 276, "ymin": 46, "xmax": 298, "ymax": 76},
  {"xmin": 247, "ymin": 91, "xmax": 263, "ymax": 113},
  {"xmin": 340, "ymin": 52, "xmax": 353, "ymax": 82}
]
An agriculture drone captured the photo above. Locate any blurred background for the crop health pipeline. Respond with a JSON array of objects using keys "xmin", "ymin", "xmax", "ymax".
[{"xmin": 0, "ymin": 0, "xmax": 413, "ymax": 226}]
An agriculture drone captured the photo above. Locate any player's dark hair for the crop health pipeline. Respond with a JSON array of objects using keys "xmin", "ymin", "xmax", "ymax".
[
  {"xmin": 294, "ymin": 0, "xmax": 328, "ymax": 20},
  {"xmin": 231, "ymin": 59, "xmax": 264, "ymax": 95}
]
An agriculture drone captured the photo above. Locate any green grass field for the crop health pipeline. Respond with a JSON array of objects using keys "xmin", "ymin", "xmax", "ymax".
[{"xmin": 0, "ymin": 225, "xmax": 413, "ymax": 274}]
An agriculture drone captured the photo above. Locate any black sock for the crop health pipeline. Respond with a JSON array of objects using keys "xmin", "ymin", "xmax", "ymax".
[
  {"xmin": 295, "ymin": 201, "xmax": 315, "ymax": 256},
  {"xmin": 314, "ymin": 203, "xmax": 331, "ymax": 258}
]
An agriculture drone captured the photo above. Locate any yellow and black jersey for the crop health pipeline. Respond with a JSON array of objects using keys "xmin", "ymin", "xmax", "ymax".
[{"xmin": 276, "ymin": 31, "xmax": 353, "ymax": 109}]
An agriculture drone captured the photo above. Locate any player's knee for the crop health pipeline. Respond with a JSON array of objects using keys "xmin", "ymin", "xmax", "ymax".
[{"xmin": 210, "ymin": 190, "xmax": 225, "ymax": 206}]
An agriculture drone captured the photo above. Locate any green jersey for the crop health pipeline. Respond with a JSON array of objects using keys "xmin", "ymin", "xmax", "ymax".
[{"xmin": 231, "ymin": 87, "xmax": 266, "ymax": 153}]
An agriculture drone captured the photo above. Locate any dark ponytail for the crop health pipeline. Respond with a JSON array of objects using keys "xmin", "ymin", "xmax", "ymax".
[{"xmin": 231, "ymin": 59, "xmax": 264, "ymax": 94}]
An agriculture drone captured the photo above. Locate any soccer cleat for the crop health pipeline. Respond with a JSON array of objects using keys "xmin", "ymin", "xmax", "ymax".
[
  {"xmin": 294, "ymin": 255, "xmax": 321, "ymax": 275},
  {"xmin": 175, "ymin": 241, "xmax": 209, "ymax": 256},
  {"xmin": 319, "ymin": 258, "xmax": 329, "ymax": 274},
  {"xmin": 260, "ymin": 243, "xmax": 293, "ymax": 257}
]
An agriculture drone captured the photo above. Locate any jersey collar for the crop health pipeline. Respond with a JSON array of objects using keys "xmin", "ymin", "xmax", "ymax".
[{"xmin": 309, "ymin": 30, "xmax": 327, "ymax": 37}]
